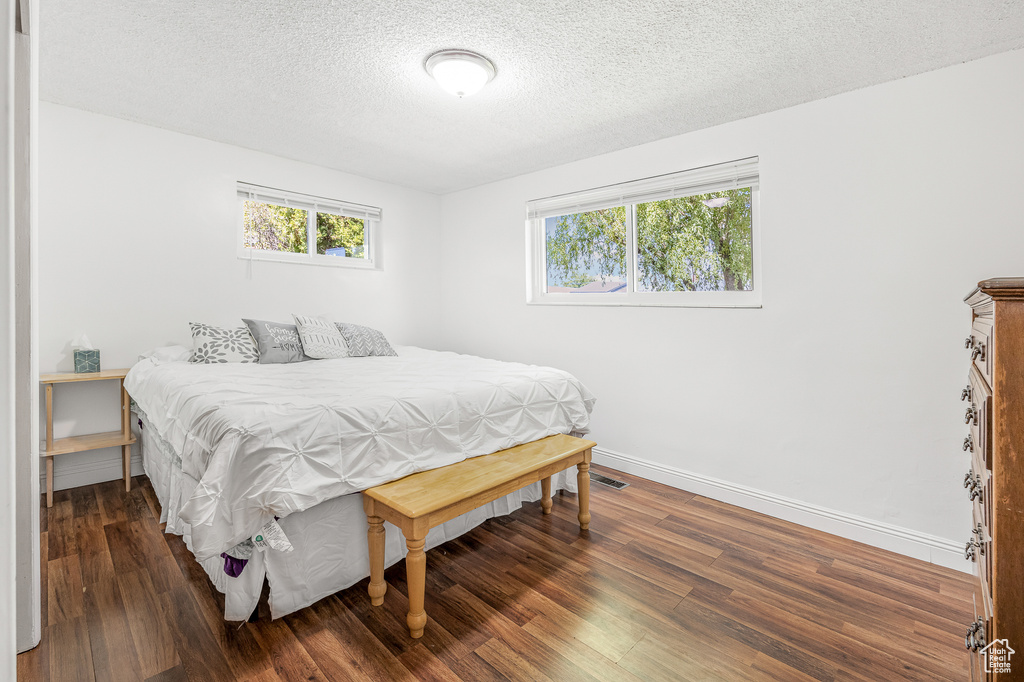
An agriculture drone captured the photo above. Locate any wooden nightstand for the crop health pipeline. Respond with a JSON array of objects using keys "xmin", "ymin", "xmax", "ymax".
[{"xmin": 40, "ymin": 368, "xmax": 136, "ymax": 507}]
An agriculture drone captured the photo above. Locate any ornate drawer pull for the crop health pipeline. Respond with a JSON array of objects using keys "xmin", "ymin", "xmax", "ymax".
[
  {"xmin": 965, "ymin": 538, "xmax": 982, "ymax": 561},
  {"xmin": 963, "ymin": 434, "xmax": 973, "ymax": 452},
  {"xmin": 972, "ymin": 344, "xmax": 986, "ymax": 362},
  {"xmin": 965, "ymin": 618, "xmax": 986, "ymax": 652},
  {"xmin": 965, "ymin": 406, "xmax": 978, "ymax": 425},
  {"xmin": 971, "ymin": 524, "xmax": 986, "ymax": 557},
  {"xmin": 961, "ymin": 385, "xmax": 973, "ymax": 402},
  {"xmin": 965, "ymin": 337, "xmax": 975, "ymax": 349},
  {"xmin": 966, "ymin": 620, "xmax": 979, "ymax": 650},
  {"xmin": 964, "ymin": 469, "xmax": 983, "ymax": 502}
]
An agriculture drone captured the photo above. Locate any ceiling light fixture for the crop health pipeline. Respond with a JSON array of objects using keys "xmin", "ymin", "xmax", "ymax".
[{"xmin": 425, "ymin": 50, "xmax": 495, "ymax": 98}]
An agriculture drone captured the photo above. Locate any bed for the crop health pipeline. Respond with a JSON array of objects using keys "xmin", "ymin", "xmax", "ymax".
[{"xmin": 125, "ymin": 345, "xmax": 595, "ymax": 620}]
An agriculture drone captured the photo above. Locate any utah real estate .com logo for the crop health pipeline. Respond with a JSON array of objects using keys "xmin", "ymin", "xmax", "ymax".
[{"xmin": 981, "ymin": 639, "xmax": 1015, "ymax": 675}]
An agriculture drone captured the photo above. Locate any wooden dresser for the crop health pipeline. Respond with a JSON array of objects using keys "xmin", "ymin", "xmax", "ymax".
[{"xmin": 963, "ymin": 278, "xmax": 1024, "ymax": 680}]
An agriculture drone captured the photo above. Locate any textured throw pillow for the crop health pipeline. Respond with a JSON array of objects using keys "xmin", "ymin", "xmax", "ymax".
[
  {"xmin": 334, "ymin": 323, "xmax": 398, "ymax": 357},
  {"xmin": 292, "ymin": 314, "xmax": 350, "ymax": 359},
  {"xmin": 242, "ymin": 319, "xmax": 311, "ymax": 364},
  {"xmin": 188, "ymin": 323, "xmax": 259, "ymax": 364}
]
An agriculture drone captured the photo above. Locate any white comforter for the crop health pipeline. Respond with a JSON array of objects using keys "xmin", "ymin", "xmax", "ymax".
[{"xmin": 125, "ymin": 346, "xmax": 595, "ymax": 561}]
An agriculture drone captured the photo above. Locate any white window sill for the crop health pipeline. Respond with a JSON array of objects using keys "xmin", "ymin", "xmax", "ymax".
[
  {"xmin": 526, "ymin": 300, "xmax": 763, "ymax": 309},
  {"xmin": 527, "ymin": 291, "xmax": 762, "ymax": 308},
  {"xmin": 237, "ymin": 250, "xmax": 379, "ymax": 270}
]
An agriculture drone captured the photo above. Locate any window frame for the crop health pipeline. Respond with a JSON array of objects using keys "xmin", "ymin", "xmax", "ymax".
[
  {"xmin": 236, "ymin": 182, "xmax": 382, "ymax": 270},
  {"xmin": 526, "ymin": 159, "xmax": 761, "ymax": 308}
]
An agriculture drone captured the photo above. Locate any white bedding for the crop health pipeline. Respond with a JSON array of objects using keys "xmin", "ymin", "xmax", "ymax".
[
  {"xmin": 126, "ymin": 345, "xmax": 595, "ymax": 563},
  {"xmin": 140, "ymin": 415, "xmax": 577, "ymax": 619}
]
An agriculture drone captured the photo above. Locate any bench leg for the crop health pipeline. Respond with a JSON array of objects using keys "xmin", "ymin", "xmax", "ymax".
[
  {"xmin": 405, "ymin": 536, "xmax": 427, "ymax": 638},
  {"xmin": 541, "ymin": 476, "xmax": 552, "ymax": 515},
  {"xmin": 576, "ymin": 462, "xmax": 591, "ymax": 530},
  {"xmin": 367, "ymin": 515, "xmax": 387, "ymax": 606}
]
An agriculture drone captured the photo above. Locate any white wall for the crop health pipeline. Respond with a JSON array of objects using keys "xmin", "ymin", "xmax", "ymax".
[
  {"xmin": 39, "ymin": 103, "xmax": 444, "ymax": 488},
  {"xmin": 438, "ymin": 48, "xmax": 1024, "ymax": 567}
]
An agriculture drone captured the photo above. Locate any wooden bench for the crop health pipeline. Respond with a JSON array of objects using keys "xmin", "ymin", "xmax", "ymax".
[{"xmin": 362, "ymin": 433, "xmax": 596, "ymax": 638}]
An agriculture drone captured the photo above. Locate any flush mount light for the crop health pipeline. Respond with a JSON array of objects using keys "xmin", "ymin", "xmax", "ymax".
[{"xmin": 425, "ymin": 50, "xmax": 495, "ymax": 98}]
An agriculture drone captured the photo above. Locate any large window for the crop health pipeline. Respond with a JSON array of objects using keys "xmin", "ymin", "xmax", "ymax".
[
  {"xmin": 237, "ymin": 182, "xmax": 381, "ymax": 268},
  {"xmin": 527, "ymin": 158, "xmax": 760, "ymax": 307}
]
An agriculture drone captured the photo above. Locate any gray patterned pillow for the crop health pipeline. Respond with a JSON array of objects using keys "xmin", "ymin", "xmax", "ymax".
[
  {"xmin": 292, "ymin": 314, "xmax": 350, "ymax": 359},
  {"xmin": 188, "ymin": 323, "xmax": 259, "ymax": 364},
  {"xmin": 334, "ymin": 323, "xmax": 398, "ymax": 357},
  {"xmin": 242, "ymin": 319, "xmax": 311, "ymax": 364}
]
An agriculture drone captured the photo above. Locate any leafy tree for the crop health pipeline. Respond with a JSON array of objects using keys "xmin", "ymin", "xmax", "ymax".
[
  {"xmin": 242, "ymin": 201, "xmax": 307, "ymax": 253},
  {"xmin": 545, "ymin": 188, "xmax": 753, "ymax": 291},
  {"xmin": 317, "ymin": 213, "xmax": 365, "ymax": 256},
  {"xmin": 546, "ymin": 207, "xmax": 628, "ymax": 288},
  {"xmin": 637, "ymin": 188, "xmax": 752, "ymax": 291}
]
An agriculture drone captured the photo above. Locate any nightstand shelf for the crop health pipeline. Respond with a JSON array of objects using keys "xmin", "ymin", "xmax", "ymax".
[
  {"xmin": 40, "ymin": 368, "xmax": 136, "ymax": 507},
  {"xmin": 47, "ymin": 431, "xmax": 134, "ymax": 456}
]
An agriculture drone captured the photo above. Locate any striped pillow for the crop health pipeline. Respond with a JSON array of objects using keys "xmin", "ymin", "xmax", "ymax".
[
  {"xmin": 291, "ymin": 314, "xmax": 350, "ymax": 359},
  {"xmin": 334, "ymin": 323, "xmax": 398, "ymax": 357}
]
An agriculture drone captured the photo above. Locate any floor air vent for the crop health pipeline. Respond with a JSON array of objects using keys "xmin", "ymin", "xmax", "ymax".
[{"xmin": 590, "ymin": 471, "xmax": 629, "ymax": 490}]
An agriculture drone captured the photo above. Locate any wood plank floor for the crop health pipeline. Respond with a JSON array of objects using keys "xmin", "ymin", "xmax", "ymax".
[{"xmin": 18, "ymin": 467, "xmax": 973, "ymax": 681}]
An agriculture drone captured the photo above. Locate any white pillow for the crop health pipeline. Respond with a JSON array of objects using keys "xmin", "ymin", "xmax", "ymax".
[
  {"xmin": 138, "ymin": 345, "xmax": 192, "ymax": 364},
  {"xmin": 292, "ymin": 314, "xmax": 350, "ymax": 359}
]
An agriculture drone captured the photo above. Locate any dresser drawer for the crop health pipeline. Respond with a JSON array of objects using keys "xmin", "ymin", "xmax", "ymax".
[
  {"xmin": 966, "ymin": 365, "xmax": 992, "ymax": 471},
  {"xmin": 967, "ymin": 588, "xmax": 989, "ymax": 682},
  {"xmin": 970, "ymin": 485, "xmax": 990, "ymax": 546},
  {"xmin": 971, "ymin": 503, "xmax": 993, "ymax": 615},
  {"xmin": 968, "ymin": 313, "xmax": 994, "ymax": 387},
  {"xmin": 965, "ymin": 456, "xmax": 990, "ymax": 545}
]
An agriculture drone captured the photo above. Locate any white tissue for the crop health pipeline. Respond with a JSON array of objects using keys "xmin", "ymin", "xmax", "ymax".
[{"xmin": 71, "ymin": 333, "xmax": 94, "ymax": 350}]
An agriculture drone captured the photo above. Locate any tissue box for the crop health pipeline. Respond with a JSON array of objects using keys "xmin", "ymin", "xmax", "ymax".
[{"xmin": 73, "ymin": 349, "xmax": 101, "ymax": 374}]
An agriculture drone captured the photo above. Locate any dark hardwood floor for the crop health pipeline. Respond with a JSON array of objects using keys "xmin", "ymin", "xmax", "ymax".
[{"xmin": 17, "ymin": 467, "xmax": 973, "ymax": 681}]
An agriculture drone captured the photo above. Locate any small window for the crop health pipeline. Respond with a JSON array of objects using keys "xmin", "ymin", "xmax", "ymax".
[
  {"xmin": 237, "ymin": 183, "xmax": 380, "ymax": 268},
  {"xmin": 527, "ymin": 158, "xmax": 760, "ymax": 307}
]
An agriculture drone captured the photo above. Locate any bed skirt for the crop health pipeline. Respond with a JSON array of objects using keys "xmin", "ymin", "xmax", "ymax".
[{"xmin": 137, "ymin": 411, "xmax": 577, "ymax": 620}]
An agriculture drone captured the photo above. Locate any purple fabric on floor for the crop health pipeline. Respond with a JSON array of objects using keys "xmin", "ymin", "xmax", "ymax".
[{"xmin": 221, "ymin": 553, "xmax": 248, "ymax": 578}]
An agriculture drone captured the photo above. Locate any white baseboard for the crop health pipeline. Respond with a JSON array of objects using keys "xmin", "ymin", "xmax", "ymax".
[
  {"xmin": 592, "ymin": 446, "xmax": 969, "ymax": 573},
  {"xmin": 40, "ymin": 448, "xmax": 145, "ymax": 493}
]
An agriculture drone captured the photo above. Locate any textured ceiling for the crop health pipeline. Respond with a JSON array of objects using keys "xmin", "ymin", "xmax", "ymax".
[{"xmin": 41, "ymin": 1, "xmax": 1024, "ymax": 194}]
